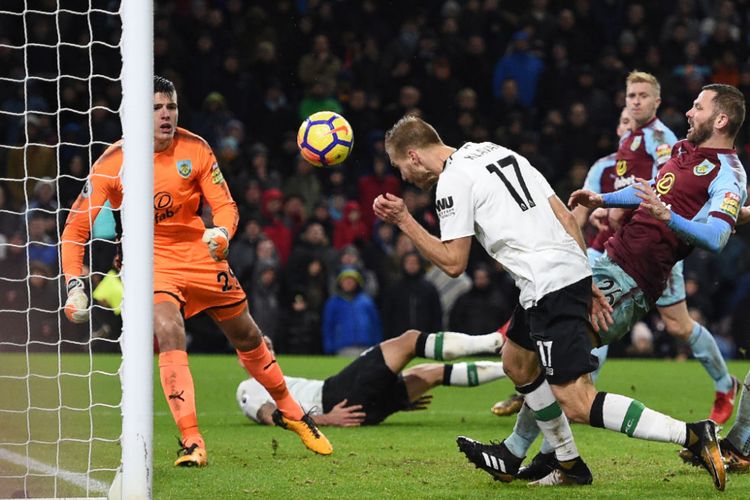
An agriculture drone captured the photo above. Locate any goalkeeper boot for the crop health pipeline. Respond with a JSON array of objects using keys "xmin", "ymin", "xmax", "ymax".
[
  {"xmin": 680, "ymin": 438, "xmax": 750, "ymax": 474},
  {"xmin": 683, "ymin": 420, "xmax": 726, "ymax": 491},
  {"xmin": 516, "ymin": 451, "xmax": 556, "ymax": 481},
  {"xmin": 491, "ymin": 393, "xmax": 524, "ymax": 417},
  {"xmin": 272, "ymin": 409, "xmax": 333, "ymax": 455},
  {"xmin": 456, "ymin": 436, "xmax": 521, "ymax": 482},
  {"xmin": 174, "ymin": 438, "xmax": 207, "ymax": 467},
  {"xmin": 528, "ymin": 456, "xmax": 593, "ymax": 486},
  {"xmin": 709, "ymin": 375, "xmax": 740, "ymax": 425}
]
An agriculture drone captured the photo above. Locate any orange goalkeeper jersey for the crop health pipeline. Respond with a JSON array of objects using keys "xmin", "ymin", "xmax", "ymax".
[{"xmin": 61, "ymin": 127, "xmax": 239, "ymax": 282}]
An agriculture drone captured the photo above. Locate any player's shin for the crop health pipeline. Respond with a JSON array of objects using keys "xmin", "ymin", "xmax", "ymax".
[
  {"xmin": 236, "ymin": 343, "xmax": 304, "ymax": 420},
  {"xmin": 158, "ymin": 350, "xmax": 203, "ymax": 448},
  {"xmin": 726, "ymin": 370, "xmax": 750, "ymax": 456},
  {"xmin": 688, "ymin": 323, "xmax": 733, "ymax": 392},
  {"xmin": 518, "ymin": 373, "xmax": 580, "ymax": 462},
  {"xmin": 504, "ymin": 403, "xmax": 541, "ymax": 459},
  {"xmin": 416, "ymin": 331, "xmax": 504, "ymax": 360},
  {"xmin": 589, "ymin": 392, "xmax": 686, "ymax": 444}
]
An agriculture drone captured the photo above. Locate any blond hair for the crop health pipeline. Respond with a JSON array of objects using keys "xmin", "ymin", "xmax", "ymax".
[
  {"xmin": 384, "ymin": 115, "xmax": 443, "ymax": 159},
  {"xmin": 626, "ymin": 70, "xmax": 661, "ymax": 97}
]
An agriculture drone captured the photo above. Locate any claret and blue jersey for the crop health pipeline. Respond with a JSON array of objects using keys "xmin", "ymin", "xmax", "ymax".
[{"xmin": 605, "ymin": 139, "xmax": 747, "ymax": 303}]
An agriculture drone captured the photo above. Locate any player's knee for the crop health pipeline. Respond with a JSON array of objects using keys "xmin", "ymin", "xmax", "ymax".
[
  {"xmin": 398, "ymin": 329, "xmax": 421, "ymax": 353},
  {"xmin": 502, "ymin": 355, "xmax": 539, "ymax": 386},
  {"xmin": 664, "ymin": 317, "xmax": 693, "ymax": 340}
]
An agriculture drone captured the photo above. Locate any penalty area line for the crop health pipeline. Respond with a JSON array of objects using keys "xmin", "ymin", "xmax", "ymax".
[{"xmin": 0, "ymin": 447, "xmax": 109, "ymax": 494}]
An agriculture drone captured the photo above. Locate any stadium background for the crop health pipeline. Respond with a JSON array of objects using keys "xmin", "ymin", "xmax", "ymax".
[{"xmin": 1, "ymin": 0, "xmax": 750, "ymax": 358}]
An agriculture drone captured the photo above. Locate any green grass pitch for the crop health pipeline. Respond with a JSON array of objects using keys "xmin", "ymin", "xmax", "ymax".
[{"xmin": 1, "ymin": 354, "xmax": 748, "ymax": 498}]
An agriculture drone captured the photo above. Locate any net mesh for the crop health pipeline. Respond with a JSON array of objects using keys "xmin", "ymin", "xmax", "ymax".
[{"xmin": 0, "ymin": 1, "xmax": 123, "ymax": 497}]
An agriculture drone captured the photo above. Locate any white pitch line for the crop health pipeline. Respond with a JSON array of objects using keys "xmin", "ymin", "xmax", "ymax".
[{"xmin": 0, "ymin": 447, "xmax": 109, "ymax": 494}]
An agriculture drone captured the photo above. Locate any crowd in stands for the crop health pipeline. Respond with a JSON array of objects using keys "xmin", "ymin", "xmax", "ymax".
[{"xmin": 1, "ymin": 0, "xmax": 750, "ymax": 356}]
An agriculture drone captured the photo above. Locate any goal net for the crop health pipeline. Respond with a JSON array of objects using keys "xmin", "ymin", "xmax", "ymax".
[{"xmin": 0, "ymin": 1, "xmax": 152, "ymax": 498}]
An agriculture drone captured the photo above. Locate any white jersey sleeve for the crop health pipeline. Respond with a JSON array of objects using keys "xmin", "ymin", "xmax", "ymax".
[
  {"xmin": 236, "ymin": 376, "xmax": 324, "ymax": 423},
  {"xmin": 437, "ymin": 142, "xmax": 590, "ymax": 308},
  {"xmin": 436, "ymin": 170, "xmax": 475, "ymax": 241}
]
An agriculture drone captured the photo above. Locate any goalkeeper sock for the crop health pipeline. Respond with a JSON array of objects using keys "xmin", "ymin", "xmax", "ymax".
[
  {"xmin": 727, "ymin": 370, "xmax": 750, "ymax": 456},
  {"xmin": 442, "ymin": 361, "xmax": 505, "ymax": 386},
  {"xmin": 158, "ymin": 350, "xmax": 204, "ymax": 449},
  {"xmin": 415, "ymin": 331, "xmax": 503, "ymax": 360},
  {"xmin": 589, "ymin": 392, "xmax": 686, "ymax": 444},
  {"xmin": 518, "ymin": 373, "xmax": 579, "ymax": 462},
  {"xmin": 237, "ymin": 343, "xmax": 304, "ymax": 421},
  {"xmin": 687, "ymin": 323, "xmax": 733, "ymax": 392}
]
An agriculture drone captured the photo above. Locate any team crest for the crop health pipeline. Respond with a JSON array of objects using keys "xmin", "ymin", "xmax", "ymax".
[
  {"xmin": 176, "ymin": 160, "xmax": 192, "ymax": 178},
  {"xmin": 656, "ymin": 172, "xmax": 675, "ymax": 195},
  {"xmin": 693, "ymin": 160, "xmax": 716, "ymax": 177},
  {"xmin": 616, "ymin": 160, "xmax": 628, "ymax": 176},
  {"xmin": 630, "ymin": 136, "xmax": 642, "ymax": 151}
]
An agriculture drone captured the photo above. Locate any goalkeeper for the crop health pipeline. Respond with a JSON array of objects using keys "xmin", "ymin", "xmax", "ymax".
[{"xmin": 61, "ymin": 76, "xmax": 332, "ymax": 466}]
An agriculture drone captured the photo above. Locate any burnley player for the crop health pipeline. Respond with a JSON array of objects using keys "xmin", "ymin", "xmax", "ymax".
[
  {"xmin": 61, "ymin": 76, "xmax": 332, "ymax": 466},
  {"xmin": 574, "ymin": 72, "xmax": 737, "ymax": 424},
  {"xmin": 373, "ymin": 115, "xmax": 724, "ymax": 489}
]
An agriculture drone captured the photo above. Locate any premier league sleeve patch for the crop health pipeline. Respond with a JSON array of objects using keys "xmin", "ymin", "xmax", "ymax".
[
  {"xmin": 655, "ymin": 143, "xmax": 671, "ymax": 164},
  {"xmin": 210, "ymin": 162, "xmax": 225, "ymax": 184},
  {"xmin": 720, "ymin": 192, "xmax": 740, "ymax": 218}
]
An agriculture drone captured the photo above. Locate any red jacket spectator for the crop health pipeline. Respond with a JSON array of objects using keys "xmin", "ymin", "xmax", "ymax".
[
  {"xmin": 261, "ymin": 188, "xmax": 292, "ymax": 264},
  {"xmin": 358, "ymin": 154, "xmax": 401, "ymax": 229},
  {"xmin": 333, "ymin": 200, "xmax": 369, "ymax": 250}
]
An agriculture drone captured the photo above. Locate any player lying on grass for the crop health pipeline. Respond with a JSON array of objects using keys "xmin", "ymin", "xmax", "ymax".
[
  {"xmin": 61, "ymin": 75, "xmax": 331, "ymax": 466},
  {"xmin": 237, "ymin": 328, "xmax": 505, "ymax": 426},
  {"xmin": 375, "ymin": 112, "xmax": 732, "ymax": 490}
]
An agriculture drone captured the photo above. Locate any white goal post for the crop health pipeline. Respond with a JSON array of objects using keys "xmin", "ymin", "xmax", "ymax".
[
  {"xmin": 0, "ymin": 1, "xmax": 153, "ymax": 498},
  {"xmin": 119, "ymin": 1, "xmax": 154, "ymax": 499}
]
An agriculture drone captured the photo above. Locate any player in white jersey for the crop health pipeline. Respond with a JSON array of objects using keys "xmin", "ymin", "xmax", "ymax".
[
  {"xmin": 374, "ymin": 115, "xmax": 726, "ymax": 490},
  {"xmin": 237, "ymin": 329, "xmax": 506, "ymax": 426}
]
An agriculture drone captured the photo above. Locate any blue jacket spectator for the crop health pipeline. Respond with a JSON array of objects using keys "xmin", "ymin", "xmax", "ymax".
[
  {"xmin": 323, "ymin": 266, "xmax": 381, "ymax": 355},
  {"xmin": 491, "ymin": 31, "xmax": 544, "ymax": 107}
]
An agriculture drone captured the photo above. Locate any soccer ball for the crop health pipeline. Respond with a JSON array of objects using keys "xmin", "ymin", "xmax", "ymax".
[{"xmin": 297, "ymin": 111, "xmax": 353, "ymax": 167}]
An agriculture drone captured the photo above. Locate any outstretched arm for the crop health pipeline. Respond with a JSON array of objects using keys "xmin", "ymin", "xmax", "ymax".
[{"xmin": 634, "ymin": 181, "xmax": 733, "ymax": 253}]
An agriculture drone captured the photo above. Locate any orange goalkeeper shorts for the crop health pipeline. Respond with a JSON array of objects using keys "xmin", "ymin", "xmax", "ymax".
[{"xmin": 153, "ymin": 242, "xmax": 247, "ymax": 321}]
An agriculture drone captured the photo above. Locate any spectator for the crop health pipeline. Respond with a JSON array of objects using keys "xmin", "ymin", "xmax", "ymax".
[
  {"xmin": 322, "ymin": 266, "xmax": 381, "ymax": 356},
  {"xmin": 381, "ymin": 252, "xmax": 442, "ymax": 340},
  {"xmin": 260, "ymin": 188, "xmax": 292, "ymax": 264},
  {"xmin": 448, "ymin": 265, "xmax": 512, "ymax": 335},
  {"xmin": 333, "ymin": 200, "xmax": 369, "ymax": 250},
  {"xmin": 297, "ymin": 34, "xmax": 342, "ymax": 90},
  {"xmin": 279, "ymin": 288, "xmax": 322, "ymax": 354},
  {"xmin": 358, "ymin": 153, "xmax": 402, "ymax": 230},
  {"xmin": 283, "ymin": 155, "xmax": 323, "ymax": 216},
  {"xmin": 248, "ymin": 261, "xmax": 281, "ymax": 342},
  {"xmin": 491, "ymin": 30, "xmax": 544, "ymax": 107}
]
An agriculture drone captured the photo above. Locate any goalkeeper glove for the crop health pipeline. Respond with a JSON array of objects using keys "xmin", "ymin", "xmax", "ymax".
[
  {"xmin": 64, "ymin": 278, "xmax": 90, "ymax": 324},
  {"xmin": 202, "ymin": 227, "xmax": 230, "ymax": 261}
]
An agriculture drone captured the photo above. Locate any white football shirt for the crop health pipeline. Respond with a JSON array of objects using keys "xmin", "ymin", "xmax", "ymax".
[
  {"xmin": 436, "ymin": 142, "xmax": 590, "ymax": 309},
  {"xmin": 236, "ymin": 376, "xmax": 324, "ymax": 423}
]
